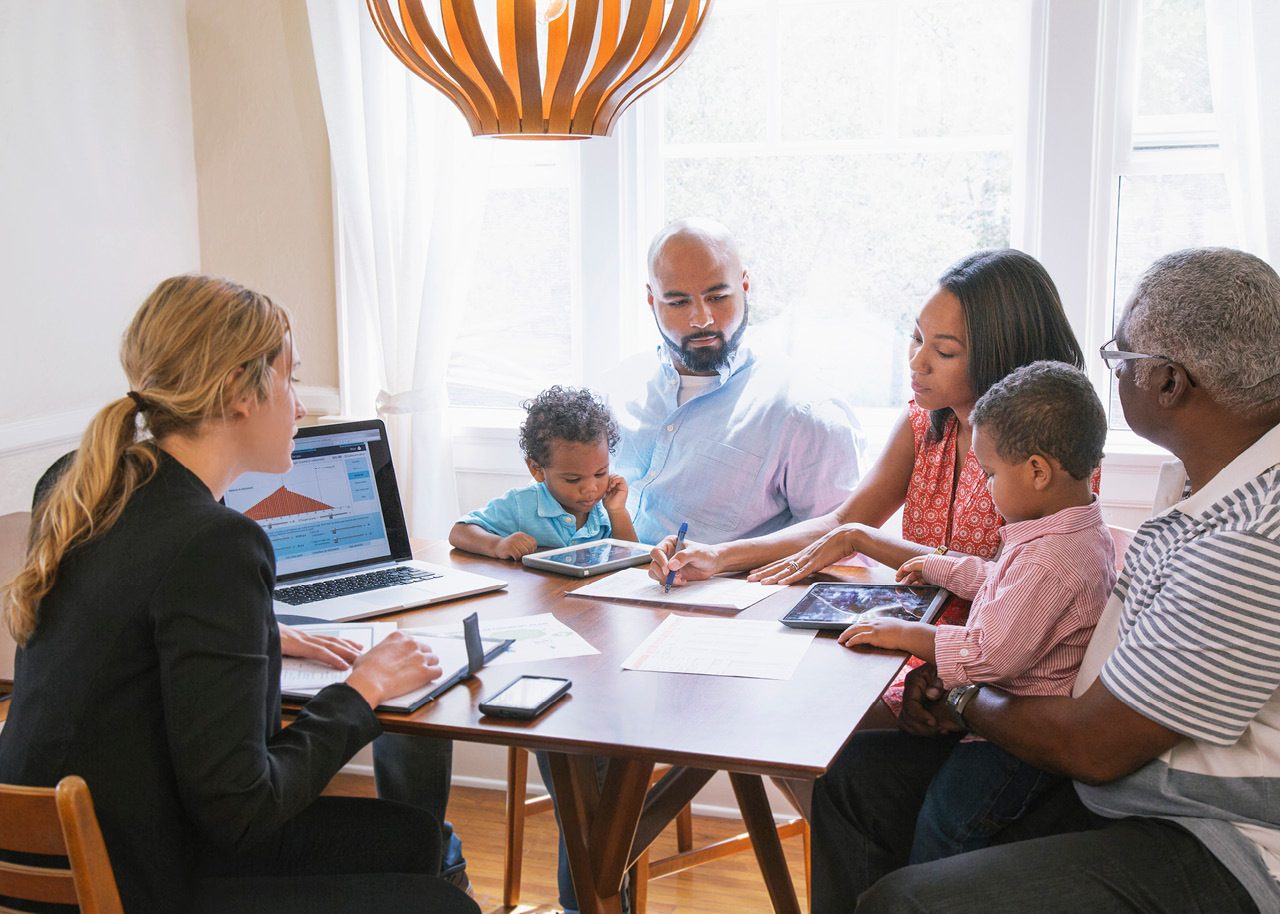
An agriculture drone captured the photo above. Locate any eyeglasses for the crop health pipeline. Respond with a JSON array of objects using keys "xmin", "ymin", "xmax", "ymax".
[{"xmin": 1098, "ymin": 337, "xmax": 1166, "ymax": 371}]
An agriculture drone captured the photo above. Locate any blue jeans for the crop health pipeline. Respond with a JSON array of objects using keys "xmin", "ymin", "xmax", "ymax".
[
  {"xmin": 909, "ymin": 738, "xmax": 1059, "ymax": 864},
  {"xmin": 810, "ymin": 728, "xmax": 1257, "ymax": 914},
  {"xmin": 372, "ymin": 733, "xmax": 465, "ymax": 875}
]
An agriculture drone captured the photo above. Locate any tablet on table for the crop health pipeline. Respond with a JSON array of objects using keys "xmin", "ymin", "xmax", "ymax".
[
  {"xmin": 521, "ymin": 539, "xmax": 652, "ymax": 577},
  {"xmin": 780, "ymin": 582, "xmax": 950, "ymax": 631}
]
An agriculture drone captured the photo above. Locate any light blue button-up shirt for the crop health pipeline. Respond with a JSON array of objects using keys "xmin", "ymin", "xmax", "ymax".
[
  {"xmin": 610, "ymin": 340, "xmax": 864, "ymax": 545},
  {"xmin": 456, "ymin": 482, "xmax": 612, "ymax": 548}
]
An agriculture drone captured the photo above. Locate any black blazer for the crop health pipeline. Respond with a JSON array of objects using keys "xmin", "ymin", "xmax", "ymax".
[{"xmin": 0, "ymin": 452, "xmax": 380, "ymax": 912}]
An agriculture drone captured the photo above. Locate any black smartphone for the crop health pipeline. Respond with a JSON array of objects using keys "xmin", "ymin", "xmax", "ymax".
[{"xmin": 478, "ymin": 675, "xmax": 572, "ymax": 720}]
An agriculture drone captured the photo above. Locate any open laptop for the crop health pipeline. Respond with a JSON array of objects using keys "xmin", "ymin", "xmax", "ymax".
[{"xmin": 223, "ymin": 419, "xmax": 506, "ymax": 622}]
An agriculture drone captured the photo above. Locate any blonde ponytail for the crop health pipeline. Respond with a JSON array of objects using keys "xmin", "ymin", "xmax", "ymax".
[{"xmin": 3, "ymin": 275, "xmax": 290, "ymax": 644}]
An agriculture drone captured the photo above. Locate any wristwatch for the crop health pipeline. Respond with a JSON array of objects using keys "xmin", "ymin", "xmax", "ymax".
[{"xmin": 945, "ymin": 684, "xmax": 982, "ymax": 729}]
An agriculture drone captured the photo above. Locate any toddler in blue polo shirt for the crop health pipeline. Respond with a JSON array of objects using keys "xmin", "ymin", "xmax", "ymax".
[{"xmin": 449, "ymin": 385, "xmax": 639, "ymax": 559}]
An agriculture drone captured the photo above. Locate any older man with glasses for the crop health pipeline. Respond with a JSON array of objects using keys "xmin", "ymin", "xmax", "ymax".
[{"xmin": 810, "ymin": 247, "xmax": 1280, "ymax": 914}]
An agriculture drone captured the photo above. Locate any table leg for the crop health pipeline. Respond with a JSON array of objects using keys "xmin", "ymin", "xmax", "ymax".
[
  {"xmin": 547, "ymin": 752, "xmax": 653, "ymax": 914},
  {"xmin": 729, "ymin": 772, "xmax": 802, "ymax": 914}
]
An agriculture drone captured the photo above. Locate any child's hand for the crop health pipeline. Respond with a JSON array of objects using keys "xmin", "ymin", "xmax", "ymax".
[
  {"xmin": 839, "ymin": 618, "xmax": 911, "ymax": 650},
  {"xmin": 839, "ymin": 618, "xmax": 937, "ymax": 663},
  {"xmin": 603, "ymin": 474, "xmax": 629, "ymax": 512},
  {"xmin": 495, "ymin": 532, "xmax": 538, "ymax": 561},
  {"xmin": 896, "ymin": 554, "xmax": 928, "ymax": 585}
]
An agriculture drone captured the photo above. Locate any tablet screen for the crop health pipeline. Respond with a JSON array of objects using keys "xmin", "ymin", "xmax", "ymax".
[
  {"xmin": 542, "ymin": 542, "xmax": 651, "ymax": 568},
  {"xmin": 783, "ymin": 584, "xmax": 943, "ymax": 626}
]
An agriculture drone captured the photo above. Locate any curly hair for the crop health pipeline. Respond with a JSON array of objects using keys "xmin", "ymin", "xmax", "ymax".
[
  {"xmin": 519, "ymin": 386, "xmax": 620, "ymax": 468},
  {"xmin": 970, "ymin": 361, "xmax": 1106, "ymax": 481}
]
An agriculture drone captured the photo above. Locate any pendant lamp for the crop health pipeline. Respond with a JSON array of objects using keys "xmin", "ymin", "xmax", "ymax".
[{"xmin": 366, "ymin": 0, "xmax": 715, "ymax": 138}]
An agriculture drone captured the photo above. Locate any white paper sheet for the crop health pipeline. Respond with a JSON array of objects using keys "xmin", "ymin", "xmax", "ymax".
[
  {"xmin": 621, "ymin": 614, "xmax": 816, "ymax": 680},
  {"xmin": 403, "ymin": 612, "xmax": 598, "ymax": 665},
  {"xmin": 567, "ymin": 567, "xmax": 784, "ymax": 611},
  {"xmin": 279, "ymin": 622, "xmax": 396, "ymax": 689}
]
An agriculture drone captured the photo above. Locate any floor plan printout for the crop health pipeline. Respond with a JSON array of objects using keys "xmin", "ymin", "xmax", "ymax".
[{"xmin": 404, "ymin": 612, "xmax": 599, "ymax": 665}]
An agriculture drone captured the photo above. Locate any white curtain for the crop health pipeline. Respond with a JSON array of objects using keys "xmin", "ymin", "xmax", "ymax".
[
  {"xmin": 306, "ymin": 2, "xmax": 492, "ymax": 537},
  {"xmin": 1205, "ymin": 0, "xmax": 1280, "ymax": 261}
]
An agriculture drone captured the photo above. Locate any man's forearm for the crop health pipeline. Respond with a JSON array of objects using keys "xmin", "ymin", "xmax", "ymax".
[{"xmin": 963, "ymin": 683, "xmax": 1182, "ymax": 784}]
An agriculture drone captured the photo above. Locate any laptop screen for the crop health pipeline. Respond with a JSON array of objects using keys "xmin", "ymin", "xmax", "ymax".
[{"xmin": 224, "ymin": 421, "xmax": 412, "ymax": 580}]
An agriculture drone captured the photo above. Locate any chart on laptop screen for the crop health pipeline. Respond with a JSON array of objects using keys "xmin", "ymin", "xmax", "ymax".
[{"xmin": 224, "ymin": 431, "xmax": 392, "ymax": 576}]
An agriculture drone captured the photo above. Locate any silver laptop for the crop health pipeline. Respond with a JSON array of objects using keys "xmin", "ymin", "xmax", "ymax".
[{"xmin": 223, "ymin": 419, "xmax": 506, "ymax": 622}]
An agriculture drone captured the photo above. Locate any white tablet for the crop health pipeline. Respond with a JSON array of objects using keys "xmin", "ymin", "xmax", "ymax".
[{"xmin": 521, "ymin": 539, "xmax": 653, "ymax": 577}]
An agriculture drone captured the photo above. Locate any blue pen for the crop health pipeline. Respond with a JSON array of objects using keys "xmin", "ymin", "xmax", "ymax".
[{"xmin": 664, "ymin": 522, "xmax": 689, "ymax": 593}]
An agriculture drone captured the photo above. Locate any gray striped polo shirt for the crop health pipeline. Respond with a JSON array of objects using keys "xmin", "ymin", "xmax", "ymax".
[{"xmin": 1073, "ymin": 421, "xmax": 1280, "ymax": 912}]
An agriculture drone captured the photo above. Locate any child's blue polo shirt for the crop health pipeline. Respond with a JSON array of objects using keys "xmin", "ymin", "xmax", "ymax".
[{"xmin": 457, "ymin": 481, "xmax": 611, "ymax": 548}]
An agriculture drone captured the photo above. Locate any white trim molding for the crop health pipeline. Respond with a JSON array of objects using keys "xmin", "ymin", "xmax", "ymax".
[
  {"xmin": 0, "ymin": 386, "xmax": 340, "ymax": 460},
  {"xmin": 0, "ymin": 408, "xmax": 98, "ymax": 458}
]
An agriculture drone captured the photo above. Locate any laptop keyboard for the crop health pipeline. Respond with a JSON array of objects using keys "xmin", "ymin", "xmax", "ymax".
[{"xmin": 276, "ymin": 566, "xmax": 443, "ymax": 606}]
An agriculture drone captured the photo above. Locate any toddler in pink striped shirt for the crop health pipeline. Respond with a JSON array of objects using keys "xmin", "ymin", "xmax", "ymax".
[{"xmin": 839, "ymin": 361, "xmax": 1116, "ymax": 864}]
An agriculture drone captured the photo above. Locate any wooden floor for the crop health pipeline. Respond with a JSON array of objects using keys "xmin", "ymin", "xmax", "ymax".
[{"xmin": 324, "ymin": 772, "xmax": 810, "ymax": 914}]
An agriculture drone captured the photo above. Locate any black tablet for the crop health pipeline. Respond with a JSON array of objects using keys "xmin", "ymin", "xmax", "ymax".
[
  {"xmin": 521, "ymin": 539, "xmax": 652, "ymax": 577},
  {"xmin": 780, "ymin": 582, "xmax": 950, "ymax": 631}
]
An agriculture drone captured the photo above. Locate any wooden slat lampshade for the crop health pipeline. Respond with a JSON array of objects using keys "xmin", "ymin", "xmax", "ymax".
[{"xmin": 366, "ymin": 0, "xmax": 715, "ymax": 138}]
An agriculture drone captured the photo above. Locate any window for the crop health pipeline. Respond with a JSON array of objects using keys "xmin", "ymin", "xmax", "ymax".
[
  {"xmin": 446, "ymin": 0, "xmax": 1270, "ymax": 460},
  {"xmin": 1102, "ymin": 0, "xmax": 1240, "ymax": 429},
  {"xmin": 647, "ymin": 0, "xmax": 1028, "ymax": 417},
  {"xmin": 447, "ymin": 142, "xmax": 579, "ymax": 410}
]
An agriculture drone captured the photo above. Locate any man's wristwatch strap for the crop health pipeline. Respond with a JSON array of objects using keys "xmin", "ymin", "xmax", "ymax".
[{"xmin": 946, "ymin": 683, "xmax": 982, "ymax": 729}]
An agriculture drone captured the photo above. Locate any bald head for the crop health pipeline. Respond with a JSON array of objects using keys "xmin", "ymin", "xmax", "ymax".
[
  {"xmin": 647, "ymin": 218, "xmax": 744, "ymax": 282},
  {"xmin": 645, "ymin": 218, "xmax": 750, "ymax": 375}
]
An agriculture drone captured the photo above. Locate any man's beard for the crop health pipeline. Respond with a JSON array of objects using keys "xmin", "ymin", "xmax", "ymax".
[{"xmin": 660, "ymin": 296, "xmax": 749, "ymax": 373}]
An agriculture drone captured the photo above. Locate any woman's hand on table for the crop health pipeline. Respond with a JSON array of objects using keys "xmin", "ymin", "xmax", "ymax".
[
  {"xmin": 345, "ymin": 632, "xmax": 442, "ymax": 709},
  {"xmin": 747, "ymin": 524, "xmax": 864, "ymax": 584},
  {"xmin": 648, "ymin": 537, "xmax": 721, "ymax": 586},
  {"xmin": 278, "ymin": 623, "xmax": 362, "ymax": 670}
]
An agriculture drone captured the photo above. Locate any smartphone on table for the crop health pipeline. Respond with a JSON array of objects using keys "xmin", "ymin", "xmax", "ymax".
[{"xmin": 478, "ymin": 675, "xmax": 572, "ymax": 720}]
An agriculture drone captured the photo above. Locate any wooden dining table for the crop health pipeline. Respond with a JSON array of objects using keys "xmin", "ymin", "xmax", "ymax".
[{"xmin": 364, "ymin": 542, "xmax": 910, "ymax": 914}]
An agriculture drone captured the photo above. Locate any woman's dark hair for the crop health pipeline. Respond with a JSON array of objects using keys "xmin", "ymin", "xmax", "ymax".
[
  {"xmin": 929, "ymin": 249, "xmax": 1085, "ymax": 441},
  {"xmin": 519, "ymin": 386, "xmax": 620, "ymax": 468}
]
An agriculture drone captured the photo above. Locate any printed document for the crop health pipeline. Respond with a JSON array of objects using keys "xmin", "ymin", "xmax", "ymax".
[
  {"xmin": 622, "ymin": 614, "xmax": 816, "ymax": 680},
  {"xmin": 403, "ymin": 612, "xmax": 598, "ymax": 665}
]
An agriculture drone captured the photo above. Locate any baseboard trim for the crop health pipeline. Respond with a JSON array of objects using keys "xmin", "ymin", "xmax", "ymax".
[{"xmin": 340, "ymin": 762, "xmax": 786, "ymax": 822}]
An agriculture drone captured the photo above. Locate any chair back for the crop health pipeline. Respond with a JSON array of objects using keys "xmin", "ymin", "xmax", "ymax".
[
  {"xmin": 1107, "ymin": 524, "xmax": 1135, "ymax": 574},
  {"xmin": 0, "ymin": 511, "xmax": 30, "ymax": 683},
  {"xmin": 0, "ymin": 775, "xmax": 124, "ymax": 914}
]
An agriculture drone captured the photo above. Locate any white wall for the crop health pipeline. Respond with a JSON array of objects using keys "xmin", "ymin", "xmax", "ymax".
[{"xmin": 0, "ymin": 0, "xmax": 201, "ymax": 511}]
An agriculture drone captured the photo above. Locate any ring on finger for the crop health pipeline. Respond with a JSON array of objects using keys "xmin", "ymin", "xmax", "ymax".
[{"xmin": 786, "ymin": 560, "xmax": 800, "ymax": 573}]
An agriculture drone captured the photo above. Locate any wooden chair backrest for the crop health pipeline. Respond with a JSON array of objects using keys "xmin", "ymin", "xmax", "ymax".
[
  {"xmin": 0, "ymin": 511, "xmax": 30, "ymax": 684},
  {"xmin": 0, "ymin": 775, "xmax": 124, "ymax": 914}
]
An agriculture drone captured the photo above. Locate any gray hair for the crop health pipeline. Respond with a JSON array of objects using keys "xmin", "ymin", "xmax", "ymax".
[
  {"xmin": 1119, "ymin": 248, "xmax": 1280, "ymax": 413},
  {"xmin": 647, "ymin": 217, "xmax": 743, "ymax": 279}
]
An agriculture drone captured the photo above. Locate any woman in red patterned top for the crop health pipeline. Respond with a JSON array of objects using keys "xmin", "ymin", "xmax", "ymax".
[{"xmin": 652, "ymin": 249, "xmax": 1086, "ymax": 614}]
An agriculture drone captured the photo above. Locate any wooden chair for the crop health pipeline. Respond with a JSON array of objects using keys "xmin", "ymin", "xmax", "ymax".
[
  {"xmin": 0, "ymin": 775, "xmax": 124, "ymax": 913},
  {"xmin": 0, "ymin": 511, "xmax": 31, "ymax": 689},
  {"xmin": 502, "ymin": 747, "xmax": 809, "ymax": 912}
]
